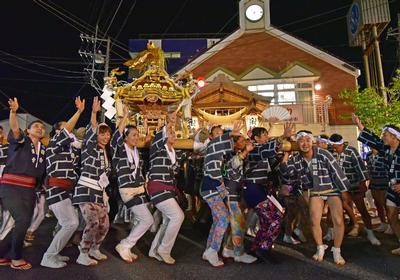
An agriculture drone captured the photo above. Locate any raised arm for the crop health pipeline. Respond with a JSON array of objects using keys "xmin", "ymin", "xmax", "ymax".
[
  {"xmin": 352, "ymin": 113, "xmax": 385, "ymax": 153},
  {"xmin": 65, "ymin": 97, "xmax": 85, "ymax": 133},
  {"xmin": 352, "ymin": 113, "xmax": 365, "ymax": 131},
  {"xmin": 91, "ymin": 96, "xmax": 101, "ymax": 130},
  {"xmin": 117, "ymin": 104, "xmax": 129, "ymax": 135},
  {"xmin": 8, "ymin": 98, "xmax": 21, "ymax": 140}
]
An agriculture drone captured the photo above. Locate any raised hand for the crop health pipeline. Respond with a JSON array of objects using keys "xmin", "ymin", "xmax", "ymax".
[
  {"xmin": 283, "ymin": 122, "xmax": 294, "ymax": 138},
  {"xmin": 145, "ymin": 127, "xmax": 152, "ymax": 143},
  {"xmin": 231, "ymin": 120, "xmax": 243, "ymax": 136},
  {"xmin": 123, "ymin": 103, "xmax": 130, "ymax": 118},
  {"xmin": 92, "ymin": 96, "xmax": 101, "ymax": 113},
  {"xmin": 75, "ymin": 97, "xmax": 85, "ymax": 113},
  {"xmin": 8, "ymin": 97, "xmax": 19, "ymax": 113},
  {"xmin": 245, "ymin": 141, "xmax": 254, "ymax": 152},
  {"xmin": 352, "ymin": 113, "xmax": 364, "ymax": 130}
]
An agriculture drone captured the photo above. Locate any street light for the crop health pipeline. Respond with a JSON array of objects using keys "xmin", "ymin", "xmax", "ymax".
[{"xmin": 315, "ymin": 83, "xmax": 322, "ymax": 91}]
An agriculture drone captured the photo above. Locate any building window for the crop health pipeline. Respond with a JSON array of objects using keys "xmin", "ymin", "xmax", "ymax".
[{"xmin": 247, "ymin": 82, "xmax": 313, "ymax": 105}]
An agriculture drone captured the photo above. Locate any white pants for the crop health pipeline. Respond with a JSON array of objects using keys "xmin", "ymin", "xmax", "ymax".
[
  {"xmin": 150, "ymin": 198, "xmax": 184, "ymax": 255},
  {"xmin": 43, "ymin": 199, "xmax": 79, "ymax": 257},
  {"xmin": 27, "ymin": 194, "xmax": 46, "ymax": 232},
  {"xmin": 120, "ymin": 203, "xmax": 154, "ymax": 249}
]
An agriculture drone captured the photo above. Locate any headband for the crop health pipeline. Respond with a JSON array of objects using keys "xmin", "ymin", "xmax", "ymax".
[
  {"xmin": 383, "ymin": 126, "xmax": 400, "ymax": 140},
  {"xmin": 315, "ymin": 137, "xmax": 329, "ymax": 143},
  {"xmin": 296, "ymin": 132, "xmax": 313, "ymax": 141},
  {"xmin": 329, "ymin": 139, "xmax": 344, "ymax": 145}
]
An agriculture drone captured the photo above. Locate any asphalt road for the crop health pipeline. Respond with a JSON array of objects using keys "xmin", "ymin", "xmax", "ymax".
[{"xmin": 1, "ymin": 216, "xmax": 399, "ymax": 280}]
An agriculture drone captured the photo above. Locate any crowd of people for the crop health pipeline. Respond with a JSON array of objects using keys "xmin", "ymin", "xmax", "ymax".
[{"xmin": 0, "ymin": 96, "xmax": 399, "ymax": 271}]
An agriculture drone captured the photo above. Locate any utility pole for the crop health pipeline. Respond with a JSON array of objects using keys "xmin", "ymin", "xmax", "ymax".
[{"xmin": 78, "ymin": 25, "xmax": 111, "ymax": 122}]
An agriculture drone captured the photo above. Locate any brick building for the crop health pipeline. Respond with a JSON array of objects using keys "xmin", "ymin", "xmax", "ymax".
[
  {"xmin": 179, "ymin": 0, "xmax": 361, "ymax": 145},
  {"xmin": 130, "ymin": 0, "xmax": 362, "ymax": 146}
]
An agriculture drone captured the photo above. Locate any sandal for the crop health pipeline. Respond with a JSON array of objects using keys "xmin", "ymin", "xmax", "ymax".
[
  {"xmin": 11, "ymin": 261, "xmax": 32, "ymax": 270},
  {"xmin": 0, "ymin": 258, "xmax": 11, "ymax": 266}
]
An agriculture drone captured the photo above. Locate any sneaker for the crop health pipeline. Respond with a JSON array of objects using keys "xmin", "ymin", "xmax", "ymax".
[
  {"xmin": 366, "ymin": 229, "xmax": 381, "ymax": 246},
  {"xmin": 40, "ymin": 255, "xmax": 67, "ymax": 269},
  {"xmin": 115, "ymin": 244, "xmax": 134, "ymax": 263},
  {"xmin": 312, "ymin": 244, "xmax": 328, "ymax": 262},
  {"xmin": 391, "ymin": 247, "xmax": 400, "ymax": 256},
  {"xmin": 234, "ymin": 253, "xmax": 257, "ymax": 264},
  {"xmin": 283, "ymin": 234, "xmax": 301, "ymax": 245},
  {"xmin": 331, "ymin": 247, "xmax": 346, "ymax": 265},
  {"xmin": 76, "ymin": 252, "xmax": 98, "ymax": 266},
  {"xmin": 157, "ymin": 250, "xmax": 176, "ymax": 265},
  {"xmin": 222, "ymin": 247, "xmax": 235, "ymax": 259},
  {"xmin": 374, "ymin": 223, "xmax": 388, "ymax": 233},
  {"xmin": 89, "ymin": 249, "xmax": 108, "ymax": 261},
  {"xmin": 202, "ymin": 248, "xmax": 224, "ymax": 267},
  {"xmin": 384, "ymin": 226, "xmax": 394, "ymax": 235},
  {"xmin": 348, "ymin": 224, "xmax": 359, "ymax": 237},
  {"xmin": 294, "ymin": 228, "xmax": 307, "ymax": 242}
]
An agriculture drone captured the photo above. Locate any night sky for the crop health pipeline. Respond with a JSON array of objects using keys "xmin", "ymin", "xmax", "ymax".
[{"xmin": 0, "ymin": 0, "xmax": 398, "ymax": 127}]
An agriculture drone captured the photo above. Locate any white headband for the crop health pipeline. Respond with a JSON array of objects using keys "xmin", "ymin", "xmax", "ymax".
[
  {"xmin": 296, "ymin": 132, "xmax": 313, "ymax": 141},
  {"xmin": 383, "ymin": 127, "xmax": 400, "ymax": 140},
  {"xmin": 315, "ymin": 137, "xmax": 329, "ymax": 143},
  {"xmin": 329, "ymin": 139, "xmax": 344, "ymax": 145}
]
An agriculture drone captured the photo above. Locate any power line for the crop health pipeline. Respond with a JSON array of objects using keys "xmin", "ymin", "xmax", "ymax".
[
  {"xmin": 0, "ymin": 49, "xmax": 84, "ymax": 75},
  {"xmin": 162, "ymin": 0, "xmax": 191, "ymax": 38},
  {"xmin": 0, "ymin": 77, "xmax": 87, "ymax": 84},
  {"xmin": 33, "ymin": 0, "xmax": 130, "ymax": 59},
  {"xmin": 103, "ymin": 0, "xmax": 124, "ymax": 37},
  {"xmin": 111, "ymin": 0, "xmax": 137, "ymax": 49},
  {"xmin": 0, "ymin": 57, "xmax": 86, "ymax": 79}
]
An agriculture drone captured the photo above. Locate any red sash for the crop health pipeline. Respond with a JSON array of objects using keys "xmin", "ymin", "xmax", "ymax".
[{"xmin": 1, "ymin": 173, "xmax": 36, "ymax": 188}]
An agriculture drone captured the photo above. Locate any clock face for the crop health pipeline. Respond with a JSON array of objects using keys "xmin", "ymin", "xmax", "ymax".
[{"xmin": 245, "ymin": 4, "xmax": 263, "ymax": 22}]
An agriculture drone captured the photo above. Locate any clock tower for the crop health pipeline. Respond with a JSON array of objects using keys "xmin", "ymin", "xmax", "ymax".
[{"xmin": 239, "ymin": 0, "xmax": 271, "ymax": 31}]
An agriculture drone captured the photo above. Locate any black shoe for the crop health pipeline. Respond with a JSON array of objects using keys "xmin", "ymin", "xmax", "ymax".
[{"xmin": 255, "ymin": 249, "xmax": 280, "ymax": 264}]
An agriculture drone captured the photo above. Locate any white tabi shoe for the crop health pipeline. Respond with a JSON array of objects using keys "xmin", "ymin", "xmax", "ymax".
[
  {"xmin": 331, "ymin": 247, "xmax": 346, "ymax": 265},
  {"xmin": 55, "ymin": 255, "xmax": 70, "ymax": 262},
  {"xmin": 157, "ymin": 249, "xmax": 176, "ymax": 265},
  {"xmin": 234, "ymin": 253, "xmax": 257, "ymax": 264},
  {"xmin": 222, "ymin": 247, "xmax": 235, "ymax": 259},
  {"xmin": 202, "ymin": 248, "xmax": 224, "ymax": 267},
  {"xmin": 283, "ymin": 234, "xmax": 301, "ymax": 245},
  {"xmin": 312, "ymin": 244, "xmax": 328, "ymax": 262},
  {"xmin": 366, "ymin": 229, "xmax": 381, "ymax": 246},
  {"xmin": 391, "ymin": 247, "xmax": 400, "ymax": 256},
  {"xmin": 40, "ymin": 254, "xmax": 67, "ymax": 269},
  {"xmin": 89, "ymin": 249, "xmax": 108, "ymax": 261},
  {"xmin": 294, "ymin": 228, "xmax": 307, "ymax": 242},
  {"xmin": 115, "ymin": 244, "xmax": 134, "ymax": 263},
  {"xmin": 76, "ymin": 249, "xmax": 98, "ymax": 266},
  {"xmin": 148, "ymin": 249, "xmax": 163, "ymax": 262}
]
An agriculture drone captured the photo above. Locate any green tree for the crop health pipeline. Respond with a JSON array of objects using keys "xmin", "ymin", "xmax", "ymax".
[{"xmin": 339, "ymin": 70, "xmax": 400, "ymax": 134}]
